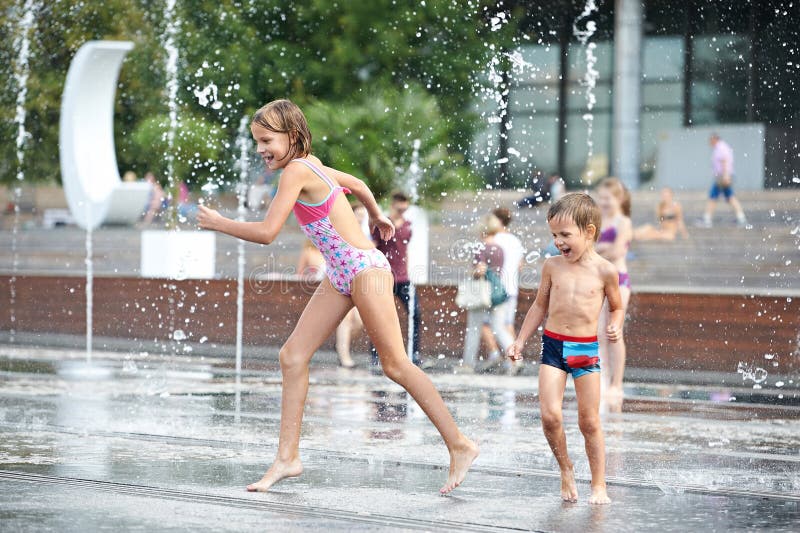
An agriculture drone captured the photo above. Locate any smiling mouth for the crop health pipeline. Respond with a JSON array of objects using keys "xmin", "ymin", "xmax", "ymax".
[
  {"xmin": 560, "ymin": 247, "xmax": 572, "ymax": 256},
  {"xmin": 263, "ymin": 154, "xmax": 275, "ymax": 165}
]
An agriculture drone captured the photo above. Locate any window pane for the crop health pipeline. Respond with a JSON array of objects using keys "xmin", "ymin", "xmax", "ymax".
[{"xmin": 642, "ymin": 36, "xmax": 684, "ymax": 80}]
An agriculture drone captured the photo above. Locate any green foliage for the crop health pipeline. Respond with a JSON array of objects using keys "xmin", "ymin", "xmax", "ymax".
[
  {"xmin": 304, "ymin": 85, "xmax": 479, "ymax": 201},
  {"xmin": 130, "ymin": 113, "xmax": 225, "ymax": 186},
  {"xmin": 0, "ymin": 0, "xmax": 515, "ymax": 200}
]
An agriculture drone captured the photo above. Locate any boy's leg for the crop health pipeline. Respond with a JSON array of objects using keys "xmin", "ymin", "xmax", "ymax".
[
  {"xmin": 538, "ymin": 364, "xmax": 577, "ymax": 502},
  {"xmin": 574, "ymin": 372, "xmax": 611, "ymax": 505},
  {"xmin": 248, "ymin": 278, "xmax": 353, "ymax": 492},
  {"xmin": 351, "ymin": 269, "xmax": 478, "ymax": 494}
]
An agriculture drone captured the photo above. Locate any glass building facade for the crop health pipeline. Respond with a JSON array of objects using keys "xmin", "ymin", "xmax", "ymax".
[{"xmin": 472, "ymin": 0, "xmax": 800, "ymax": 189}]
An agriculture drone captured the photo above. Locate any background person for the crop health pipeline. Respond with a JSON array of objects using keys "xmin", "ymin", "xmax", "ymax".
[
  {"xmin": 480, "ymin": 207, "xmax": 525, "ymax": 375},
  {"xmin": 462, "ymin": 214, "xmax": 515, "ymax": 373},
  {"xmin": 141, "ymin": 172, "xmax": 166, "ymax": 226},
  {"xmin": 702, "ymin": 133, "xmax": 747, "ymax": 227},
  {"xmin": 595, "ymin": 178, "xmax": 632, "ymax": 411},
  {"xmin": 633, "ymin": 187, "xmax": 689, "ymax": 241}
]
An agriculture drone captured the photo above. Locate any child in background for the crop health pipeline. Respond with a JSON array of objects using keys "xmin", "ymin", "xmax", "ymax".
[
  {"xmin": 595, "ymin": 178, "xmax": 633, "ymax": 410},
  {"xmin": 198, "ymin": 99, "xmax": 478, "ymax": 494},
  {"xmin": 507, "ymin": 192, "xmax": 623, "ymax": 505}
]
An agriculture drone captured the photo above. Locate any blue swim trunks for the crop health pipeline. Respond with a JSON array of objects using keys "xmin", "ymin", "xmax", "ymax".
[
  {"xmin": 709, "ymin": 181, "xmax": 734, "ymax": 201},
  {"xmin": 541, "ymin": 330, "xmax": 600, "ymax": 379}
]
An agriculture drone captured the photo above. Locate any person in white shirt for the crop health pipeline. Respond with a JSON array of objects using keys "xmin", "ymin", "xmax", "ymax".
[{"xmin": 479, "ymin": 207, "xmax": 525, "ymax": 374}]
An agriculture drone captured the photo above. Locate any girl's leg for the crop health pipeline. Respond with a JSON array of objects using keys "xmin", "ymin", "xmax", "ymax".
[
  {"xmin": 606, "ymin": 287, "xmax": 630, "ymax": 399},
  {"xmin": 538, "ymin": 365, "xmax": 577, "ymax": 502},
  {"xmin": 597, "ymin": 301, "xmax": 612, "ymax": 392},
  {"xmin": 574, "ymin": 373, "xmax": 610, "ymax": 504},
  {"xmin": 350, "ymin": 269, "xmax": 478, "ymax": 494},
  {"xmin": 247, "ymin": 278, "xmax": 353, "ymax": 492}
]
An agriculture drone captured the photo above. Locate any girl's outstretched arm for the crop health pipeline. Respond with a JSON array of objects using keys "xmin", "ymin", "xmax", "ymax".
[
  {"xmin": 197, "ymin": 167, "xmax": 305, "ymax": 244},
  {"xmin": 324, "ymin": 166, "xmax": 395, "ymax": 241}
]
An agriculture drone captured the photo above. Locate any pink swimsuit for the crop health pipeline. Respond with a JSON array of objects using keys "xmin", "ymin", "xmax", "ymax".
[{"xmin": 291, "ymin": 158, "xmax": 391, "ymax": 296}]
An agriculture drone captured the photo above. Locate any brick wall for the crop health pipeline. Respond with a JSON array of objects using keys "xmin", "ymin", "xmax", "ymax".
[{"xmin": 1, "ymin": 275, "xmax": 797, "ymax": 373}]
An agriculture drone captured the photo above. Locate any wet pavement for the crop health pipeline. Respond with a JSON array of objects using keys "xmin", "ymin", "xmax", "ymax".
[{"xmin": 1, "ymin": 346, "xmax": 798, "ymax": 532}]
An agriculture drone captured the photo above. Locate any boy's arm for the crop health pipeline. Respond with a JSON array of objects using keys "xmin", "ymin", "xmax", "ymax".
[
  {"xmin": 198, "ymin": 167, "xmax": 304, "ymax": 244},
  {"xmin": 603, "ymin": 265, "xmax": 625, "ymax": 342},
  {"xmin": 508, "ymin": 259, "xmax": 552, "ymax": 360}
]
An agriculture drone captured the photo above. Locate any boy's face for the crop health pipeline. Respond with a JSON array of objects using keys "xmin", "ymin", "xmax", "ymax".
[
  {"xmin": 251, "ymin": 123, "xmax": 293, "ymax": 170},
  {"xmin": 548, "ymin": 216, "xmax": 595, "ymax": 262}
]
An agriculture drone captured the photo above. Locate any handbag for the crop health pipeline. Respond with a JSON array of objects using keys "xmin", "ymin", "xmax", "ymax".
[
  {"xmin": 486, "ymin": 269, "xmax": 509, "ymax": 307},
  {"xmin": 455, "ymin": 278, "xmax": 492, "ymax": 310}
]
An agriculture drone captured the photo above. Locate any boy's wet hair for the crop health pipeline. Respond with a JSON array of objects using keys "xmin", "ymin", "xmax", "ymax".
[
  {"xmin": 547, "ymin": 192, "xmax": 601, "ymax": 242},
  {"xmin": 251, "ymin": 99, "xmax": 312, "ymax": 160}
]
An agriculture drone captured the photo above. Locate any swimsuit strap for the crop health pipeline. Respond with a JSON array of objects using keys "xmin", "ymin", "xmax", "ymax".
[{"xmin": 291, "ymin": 158, "xmax": 336, "ymax": 190}]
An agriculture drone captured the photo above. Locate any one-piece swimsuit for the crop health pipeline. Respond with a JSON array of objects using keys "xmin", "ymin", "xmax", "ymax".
[{"xmin": 291, "ymin": 158, "xmax": 391, "ymax": 296}]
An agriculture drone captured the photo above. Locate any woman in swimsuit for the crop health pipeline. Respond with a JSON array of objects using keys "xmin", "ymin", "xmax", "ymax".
[
  {"xmin": 595, "ymin": 178, "xmax": 633, "ymax": 410},
  {"xmin": 197, "ymin": 99, "xmax": 478, "ymax": 494},
  {"xmin": 633, "ymin": 187, "xmax": 689, "ymax": 241}
]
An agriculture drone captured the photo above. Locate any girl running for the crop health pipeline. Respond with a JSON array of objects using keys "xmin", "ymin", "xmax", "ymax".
[
  {"xmin": 197, "ymin": 99, "xmax": 478, "ymax": 494},
  {"xmin": 595, "ymin": 178, "xmax": 633, "ymax": 411}
]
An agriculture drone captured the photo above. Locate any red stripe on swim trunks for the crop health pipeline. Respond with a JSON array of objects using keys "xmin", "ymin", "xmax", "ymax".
[
  {"xmin": 544, "ymin": 329, "xmax": 598, "ymax": 343},
  {"xmin": 566, "ymin": 355, "xmax": 599, "ymax": 368}
]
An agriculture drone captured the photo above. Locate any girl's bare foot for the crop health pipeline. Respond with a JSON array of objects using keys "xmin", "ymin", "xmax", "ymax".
[
  {"xmin": 561, "ymin": 466, "xmax": 578, "ymax": 502},
  {"xmin": 589, "ymin": 484, "xmax": 611, "ymax": 505},
  {"xmin": 246, "ymin": 457, "xmax": 303, "ymax": 492},
  {"xmin": 440, "ymin": 437, "xmax": 479, "ymax": 495}
]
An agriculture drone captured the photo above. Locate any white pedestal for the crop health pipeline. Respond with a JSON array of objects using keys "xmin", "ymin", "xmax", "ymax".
[
  {"xmin": 405, "ymin": 205, "xmax": 429, "ymax": 285},
  {"xmin": 140, "ymin": 230, "xmax": 216, "ymax": 280}
]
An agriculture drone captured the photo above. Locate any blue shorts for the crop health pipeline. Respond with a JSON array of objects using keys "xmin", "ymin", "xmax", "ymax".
[
  {"xmin": 709, "ymin": 182, "xmax": 734, "ymax": 201},
  {"xmin": 541, "ymin": 330, "xmax": 600, "ymax": 379}
]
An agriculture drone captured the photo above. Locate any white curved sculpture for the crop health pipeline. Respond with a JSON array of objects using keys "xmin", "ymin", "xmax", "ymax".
[{"xmin": 60, "ymin": 40, "xmax": 150, "ymax": 230}]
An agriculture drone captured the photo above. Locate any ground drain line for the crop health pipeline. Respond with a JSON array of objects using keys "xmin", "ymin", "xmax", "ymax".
[
  {"xmin": 5, "ymin": 422, "xmax": 800, "ymax": 503},
  {"xmin": 0, "ymin": 470, "xmax": 533, "ymax": 533}
]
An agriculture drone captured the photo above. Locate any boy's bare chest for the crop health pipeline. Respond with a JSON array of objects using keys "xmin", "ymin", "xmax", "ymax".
[{"xmin": 549, "ymin": 270, "xmax": 604, "ymax": 303}]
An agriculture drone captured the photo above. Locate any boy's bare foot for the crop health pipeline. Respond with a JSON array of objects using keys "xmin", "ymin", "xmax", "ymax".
[
  {"xmin": 561, "ymin": 467, "xmax": 578, "ymax": 502},
  {"xmin": 246, "ymin": 457, "xmax": 303, "ymax": 492},
  {"xmin": 588, "ymin": 484, "xmax": 611, "ymax": 505},
  {"xmin": 440, "ymin": 437, "xmax": 479, "ymax": 495}
]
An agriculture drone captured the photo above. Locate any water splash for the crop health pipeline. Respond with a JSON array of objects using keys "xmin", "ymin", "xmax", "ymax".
[
  {"xmin": 163, "ymin": 0, "xmax": 181, "ymax": 225},
  {"xmin": 234, "ymin": 116, "xmax": 251, "ymax": 390},
  {"xmin": 573, "ymin": 0, "xmax": 600, "ymax": 170},
  {"xmin": 736, "ymin": 361, "xmax": 768, "ymax": 389},
  {"xmin": 9, "ymin": 0, "xmax": 38, "ymax": 344}
]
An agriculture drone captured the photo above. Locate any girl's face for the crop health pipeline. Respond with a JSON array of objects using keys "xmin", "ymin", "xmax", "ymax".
[
  {"xmin": 597, "ymin": 188, "xmax": 620, "ymax": 216},
  {"xmin": 251, "ymin": 123, "xmax": 294, "ymax": 170}
]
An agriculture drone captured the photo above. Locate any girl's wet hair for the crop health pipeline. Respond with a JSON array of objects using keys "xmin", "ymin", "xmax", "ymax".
[
  {"xmin": 597, "ymin": 177, "xmax": 632, "ymax": 217},
  {"xmin": 251, "ymin": 99, "xmax": 312, "ymax": 159},
  {"xmin": 547, "ymin": 192, "xmax": 602, "ymax": 242}
]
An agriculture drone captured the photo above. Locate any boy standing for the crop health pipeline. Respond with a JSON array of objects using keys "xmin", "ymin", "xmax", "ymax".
[{"xmin": 507, "ymin": 193, "xmax": 623, "ymax": 505}]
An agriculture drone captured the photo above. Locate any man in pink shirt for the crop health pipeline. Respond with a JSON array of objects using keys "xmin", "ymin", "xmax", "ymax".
[{"xmin": 703, "ymin": 133, "xmax": 747, "ymax": 227}]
